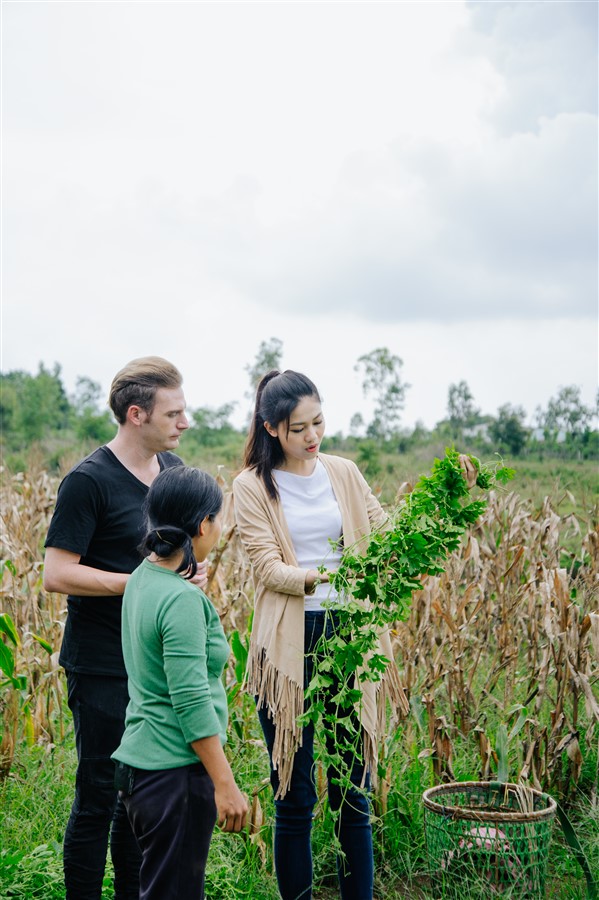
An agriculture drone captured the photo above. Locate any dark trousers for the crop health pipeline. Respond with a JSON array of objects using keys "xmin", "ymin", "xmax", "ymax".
[
  {"xmin": 64, "ymin": 671, "xmax": 141, "ymax": 900},
  {"xmin": 258, "ymin": 611, "xmax": 374, "ymax": 900},
  {"xmin": 122, "ymin": 763, "xmax": 217, "ymax": 900}
]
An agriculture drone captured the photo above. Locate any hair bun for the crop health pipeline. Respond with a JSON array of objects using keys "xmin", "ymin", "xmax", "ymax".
[{"xmin": 146, "ymin": 525, "xmax": 189, "ymax": 556}]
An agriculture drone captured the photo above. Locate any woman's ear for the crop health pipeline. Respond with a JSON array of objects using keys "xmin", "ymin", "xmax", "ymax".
[
  {"xmin": 264, "ymin": 421, "xmax": 277, "ymax": 438},
  {"xmin": 197, "ymin": 517, "xmax": 209, "ymax": 537}
]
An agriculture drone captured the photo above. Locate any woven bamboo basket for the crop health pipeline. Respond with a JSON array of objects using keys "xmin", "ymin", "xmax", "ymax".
[{"xmin": 423, "ymin": 781, "xmax": 557, "ymax": 897}]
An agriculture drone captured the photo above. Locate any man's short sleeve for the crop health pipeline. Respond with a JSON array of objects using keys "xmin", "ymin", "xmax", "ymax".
[{"xmin": 45, "ymin": 470, "xmax": 104, "ymax": 558}]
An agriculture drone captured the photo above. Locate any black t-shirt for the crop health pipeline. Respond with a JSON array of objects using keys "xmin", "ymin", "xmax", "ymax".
[{"xmin": 45, "ymin": 446, "xmax": 183, "ymax": 676}]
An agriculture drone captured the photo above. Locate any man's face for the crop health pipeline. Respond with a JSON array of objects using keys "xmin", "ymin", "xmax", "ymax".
[{"xmin": 140, "ymin": 387, "xmax": 189, "ymax": 452}]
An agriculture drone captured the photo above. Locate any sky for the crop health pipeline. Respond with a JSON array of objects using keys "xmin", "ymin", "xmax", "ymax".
[{"xmin": 2, "ymin": 0, "xmax": 597, "ymax": 436}]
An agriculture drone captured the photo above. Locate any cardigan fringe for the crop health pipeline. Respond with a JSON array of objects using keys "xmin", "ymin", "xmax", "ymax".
[{"xmin": 245, "ymin": 646, "xmax": 305, "ymax": 799}]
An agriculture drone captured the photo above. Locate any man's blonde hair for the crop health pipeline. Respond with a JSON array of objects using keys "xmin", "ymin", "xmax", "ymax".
[{"xmin": 109, "ymin": 357, "xmax": 183, "ymax": 424}]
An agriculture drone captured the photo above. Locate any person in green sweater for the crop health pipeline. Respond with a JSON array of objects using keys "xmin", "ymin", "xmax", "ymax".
[{"xmin": 112, "ymin": 465, "xmax": 248, "ymax": 900}]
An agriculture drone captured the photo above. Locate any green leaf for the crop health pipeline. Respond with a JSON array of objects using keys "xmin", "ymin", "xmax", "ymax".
[
  {"xmin": 0, "ymin": 559, "xmax": 17, "ymax": 581},
  {"xmin": 508, "ymin": 707, "xmax": 528, "ymax": 741},
  {"xmin": 23, "ymin": 703, "xmax": 35, "ymax": 746},
  {"xmin": 0, "ymin": 613, "xmax": 19, "ymax": 647},
  {"xmin": 230, "ymin": 629, "xmax": 248, "ymax": 684},
  {"xmin": 0, "ymin": 640, "xmax": 15, "ymax": 678},
  {"xmin": 496, "ymin": 724, "xmax": 509, "ymax": 783},
  {"xmin": 555, "ymin": 801, "xmax": 598, "ymax": 899},
  {"xmin": 31, "ymin": 633, "xmax": 53, "ymax": 655},
  {"xmin": 495, "ymin": 466, "xmax": 516, "ymax": 484}
]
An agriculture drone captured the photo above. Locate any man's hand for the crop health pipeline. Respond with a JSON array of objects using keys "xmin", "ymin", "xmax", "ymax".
[{"xmin": 187, "ymin": 559, "xmax": 209, "ymax": 590}]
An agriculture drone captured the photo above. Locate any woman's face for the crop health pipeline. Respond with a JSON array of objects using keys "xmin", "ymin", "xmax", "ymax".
[
  {"xmin": 265, "ymin": 394, "xmax": 325, "ymax": 467},
  {"xmin": 193, "ymin": 510, "xmax": 223, "ymax": 561}
]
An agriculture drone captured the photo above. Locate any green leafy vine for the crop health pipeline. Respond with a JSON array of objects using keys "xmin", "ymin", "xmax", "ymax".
[{"xmin": 300, "ymin": 449, "xmax": 515, "ymax": 779}]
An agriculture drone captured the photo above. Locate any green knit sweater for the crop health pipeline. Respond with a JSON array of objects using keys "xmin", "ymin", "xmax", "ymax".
[{"xmin": 113, "ymin": 559, "xmax": 229, "ymax": 770}]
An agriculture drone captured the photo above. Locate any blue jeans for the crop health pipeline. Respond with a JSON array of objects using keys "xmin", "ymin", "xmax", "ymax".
[
  {"xmin": 258, "ymin": 611, "xmax": 374, "ymax": 900},
  {"xmin": 64, "ymin": 672, "xmax": 141, "ymax": 900}
]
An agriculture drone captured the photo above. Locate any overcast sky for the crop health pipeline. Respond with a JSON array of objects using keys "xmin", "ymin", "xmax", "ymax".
[{"xmin": 2, "ymin": 0, "xmax": 597, "ymax": 436}]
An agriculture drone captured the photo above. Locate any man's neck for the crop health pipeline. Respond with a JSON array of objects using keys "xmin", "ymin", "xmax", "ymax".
[{"xmin": 106, "ymin": 433, "xmax": 161, "ymax": 487}]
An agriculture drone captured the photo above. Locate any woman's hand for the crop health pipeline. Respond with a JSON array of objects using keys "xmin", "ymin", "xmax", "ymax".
[
  {"xmin": 214, "ymin": 781, "xmax": 249, "ymax": 833},
  {"xmin": 191, "ymin": 734, "xmax": 249, "ymax": 832},
  {"xmin": 305, "ymin": 569, "xmax": 330, "ymax": 595},
  {"xmin": 458, "ymin": 454, "xmax": 478, "ymax": 490}
]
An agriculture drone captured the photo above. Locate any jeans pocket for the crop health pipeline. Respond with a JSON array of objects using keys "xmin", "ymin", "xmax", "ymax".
[{"xmin": 114, "ymin": 761, "xmax": 136, "ymax": 795}]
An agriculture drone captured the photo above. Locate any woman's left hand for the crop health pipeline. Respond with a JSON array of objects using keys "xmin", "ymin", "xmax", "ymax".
[
  {"xmin": 458, "ymin": 454, "xmax": 478, "ymax": 490},
  {"xmin": 188, "ymin": 559, "xmax": 209, "ymax": 590}
]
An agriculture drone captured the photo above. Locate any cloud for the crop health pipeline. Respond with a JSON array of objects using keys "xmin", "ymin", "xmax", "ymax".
[
  {"xmin": 195, "ymin": 110, "xmax": 596, "ymax": 323},
  {"xmin": 5, "ymin": 108, "xmax": 595, "ymax": 338},
  {"xmin": 466, "ymin": 0, "xmax": 598, "ymax": 133}
]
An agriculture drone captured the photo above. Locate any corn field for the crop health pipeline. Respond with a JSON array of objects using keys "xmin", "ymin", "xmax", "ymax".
[{"xmin": 1, "ymin": 461, "xmax": 598, "ymax": 812}]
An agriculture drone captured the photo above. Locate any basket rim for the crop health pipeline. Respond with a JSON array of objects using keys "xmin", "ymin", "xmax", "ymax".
[{"xmin": 422, "ymin": 780, "xmax": 557, "ymax": 823}]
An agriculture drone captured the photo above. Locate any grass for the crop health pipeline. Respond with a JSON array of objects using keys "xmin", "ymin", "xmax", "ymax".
[
  {"xmin": 1, "ymin": 742, "xmax": 72, "ymax": 899},
  {"xmin": 1, "ymin": 706, "xmax": 596, "ymax": 900}
]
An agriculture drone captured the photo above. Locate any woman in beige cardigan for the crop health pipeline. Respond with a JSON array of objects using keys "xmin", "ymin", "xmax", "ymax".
[{"xmin": 232, "ymin": 369, "xmax": 409, "ymax": 900}]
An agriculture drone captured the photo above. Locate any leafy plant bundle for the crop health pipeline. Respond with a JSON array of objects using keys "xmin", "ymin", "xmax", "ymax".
[{"xmin": 301, "ymin": 449, "xmax": 515, "ymax": 781}]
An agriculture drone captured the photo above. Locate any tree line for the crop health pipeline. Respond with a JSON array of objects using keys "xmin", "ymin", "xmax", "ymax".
[{"xmin": 1, "ymin": 340, "xmax": 597, "ymax": 472}]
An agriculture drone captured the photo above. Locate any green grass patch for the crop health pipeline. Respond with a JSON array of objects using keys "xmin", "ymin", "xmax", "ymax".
[{"xmin": 1, "ymin": 712, "xmax": 596, "ymax": 899}]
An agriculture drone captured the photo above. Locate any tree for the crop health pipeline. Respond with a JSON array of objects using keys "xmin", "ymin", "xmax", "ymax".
[
  {"xmin": 191, "ymin": 403, "xmax": 237, "ymax": 432},
  {"xmin": 349, "ymin": 412, "xmax": 365, "ymax": 438},
  {"xmin": 354, "ymin": 348, "xmax": 409, "ymax": 441},
  {"xmin": 447, "ymin": 381, "xmax": 480, "ymax": 435},
  {"xmin": 539, "ymin": 386, "xmax": 593, "ymax": 444},
  {"xmin": 71, "ymin": 376, "xmax": 114, "ymax": 444},
  {"xmin": 186, "ymin": 403, "xmax": 238, "ymax": 448},
  {"xmin": 72, "ymin": 376, "xmax": 103, "ymax": 413},
  {"xmin": 1, "ymin": 363, "xmax": 71, "ymax": 444},
  {"xmin": 244, "ymin": 338, "xmax": 283, "ymax": 399},
  {"xmin": 0, "ymin": 371, "xmax": 26, "ymax": 438},
  {"xmin": 489, "ymin": 404, "xmax": 529, "ymax": 457}
]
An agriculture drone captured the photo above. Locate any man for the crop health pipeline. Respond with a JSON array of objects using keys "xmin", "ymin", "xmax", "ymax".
[{"xmin": 44, "ymin": 356, "xmax": 205, "ymax": 900}]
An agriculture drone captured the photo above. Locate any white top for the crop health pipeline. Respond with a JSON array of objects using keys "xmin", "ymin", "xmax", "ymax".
[{"xmin": 274, "ymin": 459, "xmax": 343, "ymax": 611}]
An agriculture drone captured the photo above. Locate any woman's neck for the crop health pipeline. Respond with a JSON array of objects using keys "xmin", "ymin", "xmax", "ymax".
[
  {"xmin": 147, "ymin": 551, "xmax": 183, "ymax": 572},
  {"xmin": 276, "ymin": 456, "xmax": 318, "ymax": 476}
]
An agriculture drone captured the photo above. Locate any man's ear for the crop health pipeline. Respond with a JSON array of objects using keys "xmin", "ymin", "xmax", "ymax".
[{"xmin": 126, "ymin": 405, "xmax": 146, "ymax": 427}]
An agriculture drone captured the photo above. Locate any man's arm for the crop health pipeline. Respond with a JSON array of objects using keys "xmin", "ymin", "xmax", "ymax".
[{"xmin": 43, "ymin": 547, "xmax": 129, "ymax": 596}]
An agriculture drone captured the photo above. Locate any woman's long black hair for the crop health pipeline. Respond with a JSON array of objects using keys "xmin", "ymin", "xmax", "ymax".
[
  {"xmin": 243, "ymin": 369, "xmax": 321, "ymax": 501},
  {"xmin": 141, "ymin": 466, "xmax": 223, "ymax": 578}
]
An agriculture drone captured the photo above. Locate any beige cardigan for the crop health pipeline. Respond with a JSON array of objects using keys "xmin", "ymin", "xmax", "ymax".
[{"xmin": 232, "ymin": 453, "xmax": 409, "ymax": 798}]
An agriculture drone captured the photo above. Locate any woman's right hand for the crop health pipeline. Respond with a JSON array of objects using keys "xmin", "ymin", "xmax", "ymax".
[
  {"xmin": 305, "ymin": 569, "xmax": 330, "ymax": 594},
  {"xmin": 214, "ymin": 780, "xmax": 249, "ymax": 833},
  {"xmin": 191, "ymin": 734, "xmax": 249, "ymax": 832}
]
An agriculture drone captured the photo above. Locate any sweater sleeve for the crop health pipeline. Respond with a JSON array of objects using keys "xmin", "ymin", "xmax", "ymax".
[
  {"xmin": 232, "ymin": 472, "xmax": 308, "ymax": 596},
  {"xmin": 158, "ymin": 590, "xmax": 222, "ymax": 744}
]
